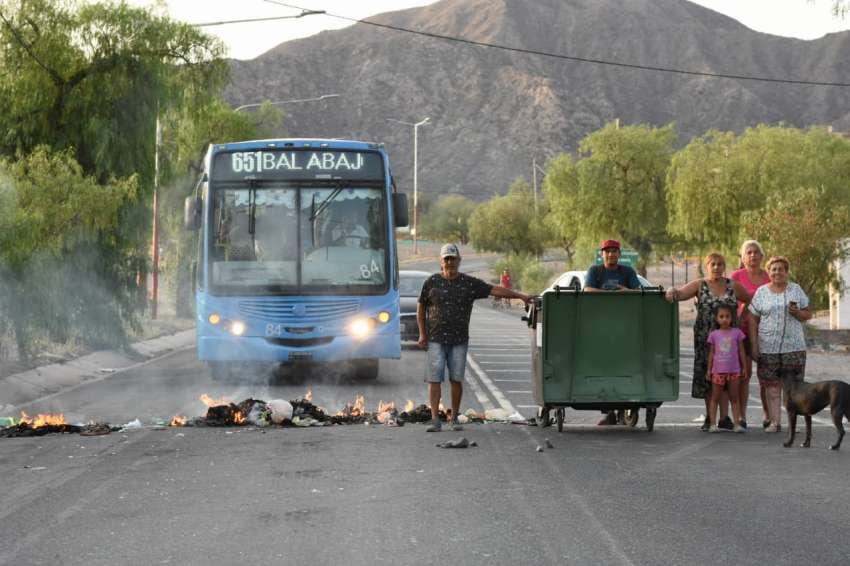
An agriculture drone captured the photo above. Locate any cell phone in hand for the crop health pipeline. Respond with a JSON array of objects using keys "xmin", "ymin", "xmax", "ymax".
[{"xmin": 789, "ymin": 301, "xmax": 798, "ymax": 309}]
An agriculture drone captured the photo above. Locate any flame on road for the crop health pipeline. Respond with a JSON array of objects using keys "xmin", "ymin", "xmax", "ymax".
[
  {"xmin": 200, "ymin": 394, "xmax": 231, "ymax": 407},
  {"xmin": 305, "ymin": 388, "xmax": 313, "ymax": 402},
  {"xmin": 170, "ymin": 415, "xmax": 188, "ymax": 427},
  {"xmin": 335, "ymin": 394, "xmax": 366, "ymax": 417},
  {"xmin": 19, "ymin": 411, "xmax": 66, "ymax": 428},
  {"xmin": 404, "ymin": 400, "xmax": 415, "ymax": 413},
  {"xmin": 375, "ymin": 401, "xmax": 395, "ymax": 424}
]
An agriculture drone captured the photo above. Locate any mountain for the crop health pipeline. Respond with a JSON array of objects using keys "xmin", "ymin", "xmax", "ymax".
[{"xmin": 226, "ymin": 0, "xmax": 850, "ymax": 200}]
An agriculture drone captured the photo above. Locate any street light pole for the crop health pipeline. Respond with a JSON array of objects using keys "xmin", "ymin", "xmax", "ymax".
[
  {"xmin": 386, "ymin": 116, "xmax": 429, "ymax": 255},
  {"xmin": 151, "ymin": 115, "xmax": 161, "ymax": 319},
  {"xmin": 190, "ymin": 9, "xmax": 325, "ymax": 27},
  {"xmin": 234, "ymin": 93, "xmax": 340, "ymax": 112}
]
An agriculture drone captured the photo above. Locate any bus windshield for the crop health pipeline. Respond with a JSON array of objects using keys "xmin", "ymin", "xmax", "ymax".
[{"xmin": 209, "ymin": 184, "xmax": 388, "ymax": 295}]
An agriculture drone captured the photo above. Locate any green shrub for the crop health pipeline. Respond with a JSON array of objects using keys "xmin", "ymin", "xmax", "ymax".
[{"xmin": 520, "ymin": 261, "xmax": 555, "ymax": 295}]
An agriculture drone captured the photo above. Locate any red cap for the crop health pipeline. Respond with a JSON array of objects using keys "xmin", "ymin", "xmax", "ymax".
[{"xmin": 600, "ymin": 239, "xmax": 621, "ymax": 250}]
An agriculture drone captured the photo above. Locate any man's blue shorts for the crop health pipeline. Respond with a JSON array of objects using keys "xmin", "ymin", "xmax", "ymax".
[{"xmin": 426, "ymin": 342, "xmax": 468, "ymax": 383}]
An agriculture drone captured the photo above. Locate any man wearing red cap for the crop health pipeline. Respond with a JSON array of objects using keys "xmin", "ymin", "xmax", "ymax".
[
  {"xmin": 584, "ymin": 239, "xmax": 641, "ymax": 292},
  {"xmin": 585, "ymin": 239, "xmax": 642, "ymax": 425}
]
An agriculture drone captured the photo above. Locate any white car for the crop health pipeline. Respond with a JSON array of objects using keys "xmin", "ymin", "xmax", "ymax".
[{"xmin": 547, "ymin": 269, "xmax": 652, "ymax": 291}]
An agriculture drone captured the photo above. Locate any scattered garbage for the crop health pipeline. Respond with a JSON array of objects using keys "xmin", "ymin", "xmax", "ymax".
[
  {"xmin": 544, "ymin": 438, "xmax": 554, "ymax": 449},
  {"xmin": 536, "ymin": 445, "xmax": 544, "ymax": 452},
  {"xmin": 0, "ymin": 422, "xmax": 82, "ymax": 438},
  {"xmin": 435, "ymin": 437, "xmax": 473, "ymax": 449},
  {"xmin": 1, "ymin": 390, "xmax": 535, "ymax": 438},
  {"xmin": 267, "ymin": 399, "xmax": 293, "ymax": 424},
  {"xmin": 119, "ymin": 419, "xmax": 143, "ymax": 432},
  {"xmin": 79, "ymin": 423, "xmax": 113, "ymax": 436}
]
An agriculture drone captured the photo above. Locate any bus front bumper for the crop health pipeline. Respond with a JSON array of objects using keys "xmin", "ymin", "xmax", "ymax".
[{"xmin": 198, "ymin": 331, "xmax": 401, "ymax": 363}]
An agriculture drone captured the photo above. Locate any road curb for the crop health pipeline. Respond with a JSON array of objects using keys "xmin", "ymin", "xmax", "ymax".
[{"xmin": 0, "ymin": 329, "xmax": 196, "ymax": 409}]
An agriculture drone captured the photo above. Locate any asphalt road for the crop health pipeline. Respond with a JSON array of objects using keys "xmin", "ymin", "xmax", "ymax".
[{"xmin": 2, "ymin": 294, "xmax": 850, "ymax": 564}]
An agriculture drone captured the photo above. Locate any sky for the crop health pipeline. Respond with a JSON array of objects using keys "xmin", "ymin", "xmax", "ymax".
[{"xmin": 130, "ymin": 0, "xmax": 850, "ymax": 60}]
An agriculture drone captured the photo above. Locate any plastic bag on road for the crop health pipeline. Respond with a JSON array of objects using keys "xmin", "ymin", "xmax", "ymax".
[
  {"xmin": 119, "ymin": 418, "xmax": 143, "ymax": 432},
  {"xmin": 268, "ymin": 399, "xmax": 293, "ymax": 424}
]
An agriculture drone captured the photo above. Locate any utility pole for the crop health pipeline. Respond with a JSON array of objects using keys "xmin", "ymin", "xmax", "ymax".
[
  {"xmin": 151, "ymin": 116, "xmax": 161, "ymax": 319},
  {"xmin": 386, "ymin": 117, "xmax": 430, "ymax": 255},
  {"xmin": 532, "ymin": 157, "xmax": 539, "ymax": 212}
]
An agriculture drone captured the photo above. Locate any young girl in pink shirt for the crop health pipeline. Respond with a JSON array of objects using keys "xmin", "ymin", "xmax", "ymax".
[{"xmin": 707, "ymin": 305, "xmax": 747, "ymax": 433}]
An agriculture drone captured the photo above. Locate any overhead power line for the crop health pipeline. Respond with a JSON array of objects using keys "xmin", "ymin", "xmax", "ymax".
[{"xmin": 265, "ymin": 0, "xmax": 850, "ymax": 87}]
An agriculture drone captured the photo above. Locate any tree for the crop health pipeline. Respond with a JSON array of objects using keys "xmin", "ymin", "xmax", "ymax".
[
  {"xmin": 468, "ymin": 178, "xmax": 550, "ymax": 256},
  {"xmin": 542, "ymin": 153, "xmax": 580, "ymax": 265},
  {"xmin": 0, "ymin": 0, "xmax": 239, "ymax": 353},
  {"xmin": 547, "ymin": 122, "xmax": 675, "ymax": 274},
  {"xmin": 668, "ymin": 125, "xmax": 850, "ymax": 259},
  {"xmin": 666, "ymin": 130, "xmax": 752, "ymax": 255},
  {"xmin": 418, "ymin": 194, "xmax": 477, "ymax": 244},
  {"xmin": 0, "ymin": 0, "xmax": 228, "ymax": 184},
  {"xmin": 741, "ymin": 186, "xmax": 850, "ymax": 308},
  {"xmin": 0, "ymin": 147, "xmax": 138, "ymax": 359}
]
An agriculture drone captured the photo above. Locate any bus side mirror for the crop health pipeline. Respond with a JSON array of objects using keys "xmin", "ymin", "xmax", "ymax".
[
  {"xmin": 184, "ymin": 196, "xmax": 201, "ymax": 231},
  {"xmin": 393, "ymin": 193, "xmax": 409, "ymax": 228}
]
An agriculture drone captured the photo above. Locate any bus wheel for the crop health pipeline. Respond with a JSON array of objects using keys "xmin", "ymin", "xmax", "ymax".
[{"xmin": 353, "ymin": 359, "xmax": 379, "ymax": 380}]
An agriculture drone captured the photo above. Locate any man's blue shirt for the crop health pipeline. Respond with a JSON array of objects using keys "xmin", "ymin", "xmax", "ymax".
[{"xmin": 585, "ymin": 264, "xmax": 641, "ymax": 290}]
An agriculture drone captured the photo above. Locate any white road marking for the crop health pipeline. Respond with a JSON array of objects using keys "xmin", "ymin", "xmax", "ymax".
[
  {"xmin": 467, "ymin": 354, "xmax": 519, "ymax": 415},
  {"xmin": 506, "ymin": 390, "xmax": 532, "ymax": 394},
  {"xmin": 479, "ymin": 361, "xmax": 528, "ymax": 365},
  {"xmin": 462, "ymin": 368, "xmax": 496, "ymax": 412},
  {"xmin": 494, "ymin": 379, "xmax": 530, "ymax": 383}
]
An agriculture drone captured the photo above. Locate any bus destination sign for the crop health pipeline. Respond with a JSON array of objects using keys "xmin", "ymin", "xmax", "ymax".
[{"xmin": 213, "ymin": 150, "xmax": 384, "ymax": 181}]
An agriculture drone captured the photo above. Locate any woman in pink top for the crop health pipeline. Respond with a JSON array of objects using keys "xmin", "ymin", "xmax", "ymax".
[{"xmin": 730, "ymin": 240, "xmax": 769, "ymax": 429}]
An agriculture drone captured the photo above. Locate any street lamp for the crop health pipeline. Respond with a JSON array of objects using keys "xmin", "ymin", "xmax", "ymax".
[
  {"xmin": 234, "ymin": 93, "xmax": 340, "ymax": 112},
  {"xmin": 190, "ymin": 9, "xmax": 325, "ymax": 27},
  {"xmin": 386, "ymin": 116, "xmax": 429, "ymax": 255}
]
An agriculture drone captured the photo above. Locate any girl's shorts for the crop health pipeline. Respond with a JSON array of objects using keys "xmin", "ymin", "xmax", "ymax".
[{"xmin": 710, "ymin": 373, "xmax": 741, "ymax": 386}]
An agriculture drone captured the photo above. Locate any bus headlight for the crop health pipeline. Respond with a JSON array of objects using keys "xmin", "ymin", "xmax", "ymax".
[
  {"xmin": 377, "ymin": 311, "xmax": 391, "ymax": 324},
  {"xmin": 229, "ymin": 320, "xmax": 246, "ymax": 336},
  {"xmin": 349, "ymin": 318, "xmax": 374, "ymax": 339},
  {"xmin": 208, "ymin": 313, "xmax": 221, "ymax": 325}
]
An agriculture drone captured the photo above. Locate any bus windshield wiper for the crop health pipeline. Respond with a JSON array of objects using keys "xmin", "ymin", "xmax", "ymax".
[
  {"xmin": 248, "ymin": 182, "xmax": 257, "ymax": 238},
  {"xmin": 309, "ymin": 182, "xmax": 345, "ymax": 222}
]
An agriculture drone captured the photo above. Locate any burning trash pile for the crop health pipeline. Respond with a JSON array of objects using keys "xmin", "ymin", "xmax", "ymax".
[
  {"xmin": 186, "ymin": 393, "xmax": 487, "ymax": 428},
  {"xmin": 0, "ymin": 390, "xmax": 525, "ymax": 438},
  {"xmin": 0, "ymin": 412, "xmax": 113, "ymax": 438}
]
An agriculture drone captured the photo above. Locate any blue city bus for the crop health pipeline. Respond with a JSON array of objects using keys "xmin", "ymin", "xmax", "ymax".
[{"xmin": 184, "ymin": 139, "xmax": 409, "ymax": 380}]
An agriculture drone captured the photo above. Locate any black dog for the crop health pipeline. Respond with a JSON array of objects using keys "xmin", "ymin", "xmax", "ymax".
[{"xmin": 782, "ymin": 377, "xmax": 850, "ymax": 450}]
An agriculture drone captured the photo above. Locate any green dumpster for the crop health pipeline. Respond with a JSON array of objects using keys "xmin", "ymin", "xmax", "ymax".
[{"xmin": 528, "ymin": 286, "xmax": 679, "ymax": 431}]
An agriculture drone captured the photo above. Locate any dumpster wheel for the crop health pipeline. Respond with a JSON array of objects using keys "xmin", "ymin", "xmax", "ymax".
[
  {"xmin": 622, "ymin": 408, "xmax": 639, "ymax": 427},
  {"xmin": 556, "ymin": 408, "xmax": 565, "ymax": 432},
  {"xmin": 645, "ymin": 407, "xmax": 657, "ymax": 432}
]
